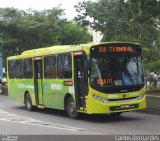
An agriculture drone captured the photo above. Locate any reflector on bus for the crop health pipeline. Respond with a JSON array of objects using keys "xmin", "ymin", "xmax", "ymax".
[
  {"xmin": 34, "ymin": 56, "xmax": 42, "ymax": 60},
  {"xmin": 64, "ymin": 81, "xmax": 73, "ymax": 86},
  {"xmin": 73, "ymin": 51, "xmax": 83, "ymax": 56}
]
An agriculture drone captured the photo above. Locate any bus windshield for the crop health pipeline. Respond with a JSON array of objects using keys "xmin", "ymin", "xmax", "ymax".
[{"xmin": 90, "ymin": 55, "xmax": 144, "ymax": 89}]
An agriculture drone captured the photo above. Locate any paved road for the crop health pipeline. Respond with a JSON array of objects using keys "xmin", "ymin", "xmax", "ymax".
[{"xmin": 0, "ymin": 95, "xmax": 160, "ymax": 135}]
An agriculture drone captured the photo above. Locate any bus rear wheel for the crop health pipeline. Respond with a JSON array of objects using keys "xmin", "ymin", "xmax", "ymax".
[
  {"xmin": 25, "ymin": 93, "xmax": 33, "ymax": 111},
  {"xmin": 66, "ymin": 97, "xmax": 78, "ymax": 119}
]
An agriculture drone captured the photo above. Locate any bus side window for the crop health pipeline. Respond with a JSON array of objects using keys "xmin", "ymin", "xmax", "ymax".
[
  {"xmin": 57, "ymin": 53, "xmax": 72, "ymax": 79},
  {"xmin": 44, "ymin": 55, "xmax": 56, "ymax": 78},
  {"xmin": 8, "ymin": 60, "xmax": 16, "ymax": 78},
  {"xmin": 24, "ymin": 59, "xmax": 33, "ymax": 78},
  {"xmin": 57, "ymin": 55, "xmax": 64, "ymax": 78},
  {"xmin": 15, "ymin": 60, "xmax": 23, "ymax": 79}
]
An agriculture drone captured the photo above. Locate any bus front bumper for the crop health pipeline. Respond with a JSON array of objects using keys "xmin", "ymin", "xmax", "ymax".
[{"xmin": 85, "ymin": 96, "xmax": 146, "ymax": 114}]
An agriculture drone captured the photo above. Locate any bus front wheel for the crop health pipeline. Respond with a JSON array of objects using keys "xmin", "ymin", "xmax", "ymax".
[
  {"xmin": 25, "ymin": 93, "xmax": 33, "ymax": 111},
  {"xmin": 66, "ymin": 97, "xmax": 78, "ymax": 119}
]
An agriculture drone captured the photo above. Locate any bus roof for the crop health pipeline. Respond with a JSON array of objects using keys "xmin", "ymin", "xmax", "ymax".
[
  {"xmin": 7, "ymin": 41, "xmax": 140, "ymax": 60},
  {"xmin": 7, "ymin": 44, "xmax": 88, "ymax": 60}
]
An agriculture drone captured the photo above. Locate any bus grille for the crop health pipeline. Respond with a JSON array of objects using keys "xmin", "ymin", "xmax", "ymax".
[
  {"xmin": 109, "ymin": 104, "xmax": 139, "ymax": 111},
  {"xmin": 107, "ymin": 97, "xmax": 138, "ymax": 102}
]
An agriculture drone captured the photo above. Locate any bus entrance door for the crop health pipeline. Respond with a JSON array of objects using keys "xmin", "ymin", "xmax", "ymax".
[
  {"xmin": 34, "ymin": 57, "xmax": 43, "ymax": 105},
  {"xmin": 74, "ymin": 51, "xmax": 88, "ymax": 111}
]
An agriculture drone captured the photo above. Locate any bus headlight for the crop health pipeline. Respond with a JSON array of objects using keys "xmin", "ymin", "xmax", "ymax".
[
  {"xmin": 137, "ymin": 94, "xmax": 145, "ymax": 100},
  {"xmin": 92, "ymin": 94, "xmax": 109, "ymax": 103}
]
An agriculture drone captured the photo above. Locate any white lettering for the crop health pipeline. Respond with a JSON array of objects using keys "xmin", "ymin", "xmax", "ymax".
[
  {"xmin": 69, "ymin": 86, "xmax": 74, "ymax": 93},
  {"xmin": 17, "ymin": 83, "xmax": 34, "ymax": 89},
  {"xmin": 51, "ymin": 84, "xmax": 62, "ymax": 91},
  {"xmin": 108, "ymin": 95, "xmax": 119, "ymax": 98}
]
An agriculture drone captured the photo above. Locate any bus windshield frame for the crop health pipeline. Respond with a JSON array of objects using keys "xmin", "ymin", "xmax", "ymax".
[{"xmin": 89, "ymin": 43, "xmax": 145, "ymax": 93}]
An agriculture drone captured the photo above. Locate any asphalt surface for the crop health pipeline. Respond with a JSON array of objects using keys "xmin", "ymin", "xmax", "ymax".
[{"xmin": 0, "ymin": 94, "xmax": 160, "ymax": 136}]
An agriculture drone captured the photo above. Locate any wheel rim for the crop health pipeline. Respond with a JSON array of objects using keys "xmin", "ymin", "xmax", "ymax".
[
  {"xmin": 26, "ymin": 96, "xmax": 31, "ymax": 110},
  {"xmin": 67, "ymin": 98, "xmax": 77, "ymax": 118},
  {"xmin": 69, "ymin": 102, "xmax": 76, "ymax": 114}
]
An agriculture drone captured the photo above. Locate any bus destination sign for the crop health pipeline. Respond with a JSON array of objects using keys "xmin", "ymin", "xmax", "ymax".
[
  {"xmin": 91, "ymin": 44, "xmax": 141, "ymax": 54},
  {"xmin": 99, "ymin": 46, "xmax": 133, "ymax": 53}
]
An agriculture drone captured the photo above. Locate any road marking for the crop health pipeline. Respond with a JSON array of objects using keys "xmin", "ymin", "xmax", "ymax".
[{"xmin": 0, "ymin": 109, "xmax": 86, "ymax": 131}]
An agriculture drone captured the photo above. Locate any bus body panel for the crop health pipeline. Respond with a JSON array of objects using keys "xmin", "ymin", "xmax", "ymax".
[
  {"xmin": 8, "ymin": 79, "xmax": 36, "ymax": 105},
  {"xmin": 42, "ymin": 79, "xmax": 75, "ymax": 110}
]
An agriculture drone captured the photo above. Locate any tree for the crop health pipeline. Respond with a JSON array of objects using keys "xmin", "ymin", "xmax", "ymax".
[
  {"xmin": 60, "ymin": 22, "xmax": 92, "ymax": 45},
  {"xmin": 0, "ymin": 7, "xmax": 92, "ymax": 59},
  {"xmin": 75, "ymin": 0, "xmax": 160, "ymax": 72}
]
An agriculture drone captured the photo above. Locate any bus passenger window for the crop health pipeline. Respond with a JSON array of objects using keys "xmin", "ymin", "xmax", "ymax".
[
  {"xmin": 8, "ymin": 60, "xmax": 16, "ymax": 78},
  {"xmin": 44, "ymin": 56, "xmax": 56, "ymax": 78},
  {"xmin": 24, "ymin": 59, "xmax": 33, "ymax": 78},
  {"xmin": 15, "ymin": 60, "xmax": 23, "ymax": 78},
  {"xmin": 57, "ymin": 53, "xmax": 72, "ymax": 79}
]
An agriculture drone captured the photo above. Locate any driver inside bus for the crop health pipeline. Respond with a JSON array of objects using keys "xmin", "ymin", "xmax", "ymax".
[
  {"xmin": 90, "ymin": 59, "xmax": 99, "ymax": 79},
  {"xmin": 122, "ymin": 65, "xmax": 132, "ymax": 85}
]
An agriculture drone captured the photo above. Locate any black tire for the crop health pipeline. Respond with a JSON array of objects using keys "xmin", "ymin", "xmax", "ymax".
[
  {"xmin": 66, "ymin": 97, "xmax": 78, "ymax": 119},
  {"xmin": 25, "ymin": 93, "xmax": 33, "ymax": 111}
]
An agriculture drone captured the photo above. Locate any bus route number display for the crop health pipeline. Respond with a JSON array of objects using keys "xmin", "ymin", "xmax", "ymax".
[
  {"xmin": 98, "ymin": 46, "xmax": 133, "ymax": 53},
  {"xmin": 97, "ymin": 78, "xmax": 113, "ymax": 85}
]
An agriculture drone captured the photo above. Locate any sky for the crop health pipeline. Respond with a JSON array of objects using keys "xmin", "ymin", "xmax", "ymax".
[{"xmin": 0, "ymin": 0, "xmax": 95, "ymax": 20}]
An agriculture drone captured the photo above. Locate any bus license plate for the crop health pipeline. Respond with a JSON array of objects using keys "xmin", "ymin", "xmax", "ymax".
[{"xmin": 120, "ymin": 104, "xmax": 129, "ymax": 109}]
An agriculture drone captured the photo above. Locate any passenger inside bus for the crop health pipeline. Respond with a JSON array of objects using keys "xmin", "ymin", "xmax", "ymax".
[{"xmin": 121, "ymin": 60, "xmax": 133, "ymax": 85}]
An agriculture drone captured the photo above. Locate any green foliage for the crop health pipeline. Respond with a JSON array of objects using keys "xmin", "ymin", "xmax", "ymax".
[
  {"xmin": 75, "ymin": 0, "xmax": 160, "ymax": 72},
  {"xmin": 145, "ymin": 61, "xmax": 160, "ymax": 73},
  {"xmin": 60, "ymin": 22, "xmax": 92, "ymax": 45},
  {"xmin": 0, "ymin": 7, "xmax": 92, "ymax": 61}
]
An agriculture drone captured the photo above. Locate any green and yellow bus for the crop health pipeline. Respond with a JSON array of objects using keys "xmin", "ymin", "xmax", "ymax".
[{"xmin": 7, "ymin": 42, "xmax": 146, "ymax": 118}]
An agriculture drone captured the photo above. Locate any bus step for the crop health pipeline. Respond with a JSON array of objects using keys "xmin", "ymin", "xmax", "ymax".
[
  {"xmin": 77, "ymin": 107, "xmax": 86, "ymax": 113},
  {"xmin": 80, "ymin": 107, "xmax": 84, "ymax": 111},
  {"xmin": 37, "ymin": 105, "xmax": 45, "ymax": 109},
  {"xmin": 77, "ymin": 110, "xmax": 86, "ymax": 113}
]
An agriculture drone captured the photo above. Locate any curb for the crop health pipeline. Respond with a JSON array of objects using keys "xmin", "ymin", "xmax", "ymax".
[
  {"xmin": 137, "ymin": 95, "xmax": 160, "ymax": 115},
  {"xmin": 146, "ymin": 95, "xmax": 160, "ymax": 111},
  {"xmin": 137, "ymin": 109, "xmax": 160, "ymax": 115}
]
